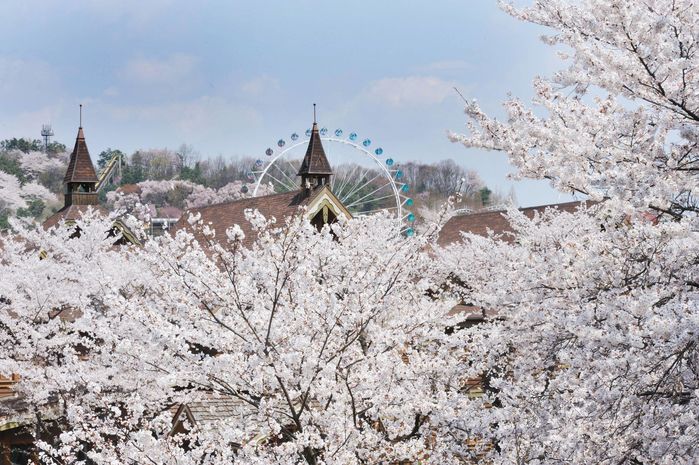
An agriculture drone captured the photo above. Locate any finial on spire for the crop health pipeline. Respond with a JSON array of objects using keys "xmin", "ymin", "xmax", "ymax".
[
  {"xmin": 313, "ymin": 103, "xmax": 316, "ymax": 124},
  {"xmin": 79, "ymin": 104, "xmax": 83, "ymax": 128}
]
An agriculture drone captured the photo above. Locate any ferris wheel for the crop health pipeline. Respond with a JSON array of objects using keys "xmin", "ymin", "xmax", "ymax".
[{"xmin": 250, "ymin": 127, "xmax": 416, "ymax": 235}]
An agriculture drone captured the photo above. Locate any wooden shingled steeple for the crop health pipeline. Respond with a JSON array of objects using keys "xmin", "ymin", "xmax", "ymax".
[
  {"xmin": 63, "ymin": 108, "xmax": 99, "ymax": 207},
  {"xmin": 43, "ymin": 107, "xmax": 141, "ymax": 241},
  {"xmin": 298, "ymin": 104, "xmax": 333, "ymax": 191}
]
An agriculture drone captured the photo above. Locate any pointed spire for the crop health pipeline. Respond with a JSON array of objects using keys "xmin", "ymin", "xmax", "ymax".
[
  {"xmin": 64, "ymin": 124, "xmax": 98, "ymax": 184},
  {"xmin": 58, "ymin": 108, "xmax": 100, "ymax": 208},
  {"xmin": 298, "ymin": 105, "xmax": 333, "ymax": 184}
]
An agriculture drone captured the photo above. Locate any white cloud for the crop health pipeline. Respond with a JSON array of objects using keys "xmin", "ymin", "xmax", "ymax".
[
  {"xmin": 0, "ymin": 0, "xmax": 177, "ymax": 32},
  {"xmin": 420, "ymin": 60, "xmax": 472, "ymax": 72},
  {"xmin": 78, "ymin": 0, "xmax": 177, "ymax": 29},
  {"xmin": 103, "ymin": 86, "xmax": 120, "ymax": 97},
  {"xmin": 241, "ymin": 75, "xmax": 281, "ymax": 97},
  {"xmin": 0, "ymin": 57, "xmax": 60, "ymax": 101},
  {"xmin": 106, "ymin": 96, "xmax": 262, "ymax": 138},
  {"xmin": 121, "ymin": 54, "xmax": 198, "ymax": 85},
  {"xmin": 366, "ymin": 76, "xmax": 457, "ymax": 107}
]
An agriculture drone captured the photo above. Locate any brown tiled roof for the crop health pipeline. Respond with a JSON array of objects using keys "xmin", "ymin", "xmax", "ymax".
[
  {"xmin": 171, "ymin": 190, "xmax": 313, "ymax": 248},
  {"xmin": 43, "ymin": 205, "xmax": 108, "ymax": 230},
  {"xmin": 438, "ymin": 201, "xmax": 586, "ymax": 247},
  {"xmin": 64, "ymin": 127, "xmax": 98, "ymax": 184},
  {"xmin": 298, "ymin": 123, "xmax": 332, "ymax": 176}
]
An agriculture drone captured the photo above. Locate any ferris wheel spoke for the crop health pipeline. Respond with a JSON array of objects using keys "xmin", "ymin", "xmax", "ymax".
[
  {"xmin": 283, "ymin": 158, "xmax": 301, "ymax": 182},
  {"xmin": 265, "ymin": 171, "xmax": 297, "ymax": 192},
  {"xmin": 329, "ymin": 167, "xmax": 345, "ymax": 193},
  {"xmin": 334, "ymin": 163, "xmax": 362, "ymax": 198},
  {"xmin": 340, "ymin": 171, "xmax": 381, "ymax": 203},
  {"xmin": 336, "ymin": 167, "xmax": 367, "ymax": 200},
  {"xmin": 271, "ymin": 162, "xmax": 300, "ymax": 191},
  {"xmin": 344, "ymin": 185, "xmax": 395, "ymax": 210},
  {"xmin": 340, "ymin": 172, "xmax": 386, "ymax": 204},
  {"xmin": 330, "ymin": 167, "xmax": 349, "ymax": 195},
  {"xmin": 346, "ymin": 195, "xmax": 398, "ymax": 215},
  {"xmin": 340, "ymin": 164, "xmax": 380, "ymax": 199}
]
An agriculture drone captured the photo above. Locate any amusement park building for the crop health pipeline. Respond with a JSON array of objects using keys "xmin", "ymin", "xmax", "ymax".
[
  {"xmin": 0, "ymin": 116, "xmax": 352, "ymax": 461},
  {"xmin": 42, "ymin": 126, "xmax": 106, "ymax": 230},
  {"xmin": 170, "ymin": 120, "xmax": 352, "ymax": 248},
  {"xmin": 0, "ymin": 114, "xmax": 588, "ymax": 463}
]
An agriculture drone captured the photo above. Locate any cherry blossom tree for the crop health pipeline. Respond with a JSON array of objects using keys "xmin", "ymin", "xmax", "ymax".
[
  {"xmin": 0, "ymin": 211, "xmax": 147, "ymax": 459},
  {"xmin": 17, "ymin": 151, "xmax": 66, "ymax": 180},
  {"xmin": 0, "ymin": 150, "xmax": 64, "ymax": 222},
  {"xmin": 106, "ymin": 179, "xmax": 274, "ymax": 221},
  {"xmin": 182, "ymin": 180, "xmax": 274, "ymax": 208},
  {"xmin": 445, "ymin": 1, "xmax": 699, "ymax": 464},
  {"xmin": 0, "ymin": 171, "xmax": 58, "ymax": 219},
  {"xmin": 1, "ymin": 209, "xmax": 475, "ymax": 464}
]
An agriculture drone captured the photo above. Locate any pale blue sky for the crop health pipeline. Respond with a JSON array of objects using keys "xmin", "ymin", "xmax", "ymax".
[{"xmin": 0, "ymin": 0, "xmax": 576, "ymax": 206}]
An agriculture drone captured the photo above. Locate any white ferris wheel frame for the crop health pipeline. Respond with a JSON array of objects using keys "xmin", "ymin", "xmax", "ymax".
[{"xmin": 252, "ymin": 136, "xmax": 410, "ymax": 221}]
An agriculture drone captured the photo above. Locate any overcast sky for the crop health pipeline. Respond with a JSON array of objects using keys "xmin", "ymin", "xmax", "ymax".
[{"xmin": 0, "ymin": 0, "xmax": 576, "ymax": 206}]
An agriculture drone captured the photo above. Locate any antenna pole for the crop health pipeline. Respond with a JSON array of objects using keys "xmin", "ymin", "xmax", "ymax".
[
  {"xmin": 79, "ymin": 104, "xmax": 83, "ymax": 127},
  {"xmin": 40, "ymin": 124, "xmax": 54, "ymax": 153},
  {"xmin": 313, "ymin": 103, "xmax": 316, "ymax": 124}
]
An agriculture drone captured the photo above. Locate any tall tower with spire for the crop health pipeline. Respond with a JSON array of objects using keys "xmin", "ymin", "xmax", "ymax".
[
  {"xmin": 43, "ymin": 109, "xmax": 106, "ymax": 230},
  {"xmin": 297, "ymin": 104, "xmax": 333, "ymax": 193},
  {"xmin": 63, "ymin": 124, "xmax": 99, "ymax": 207}
]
